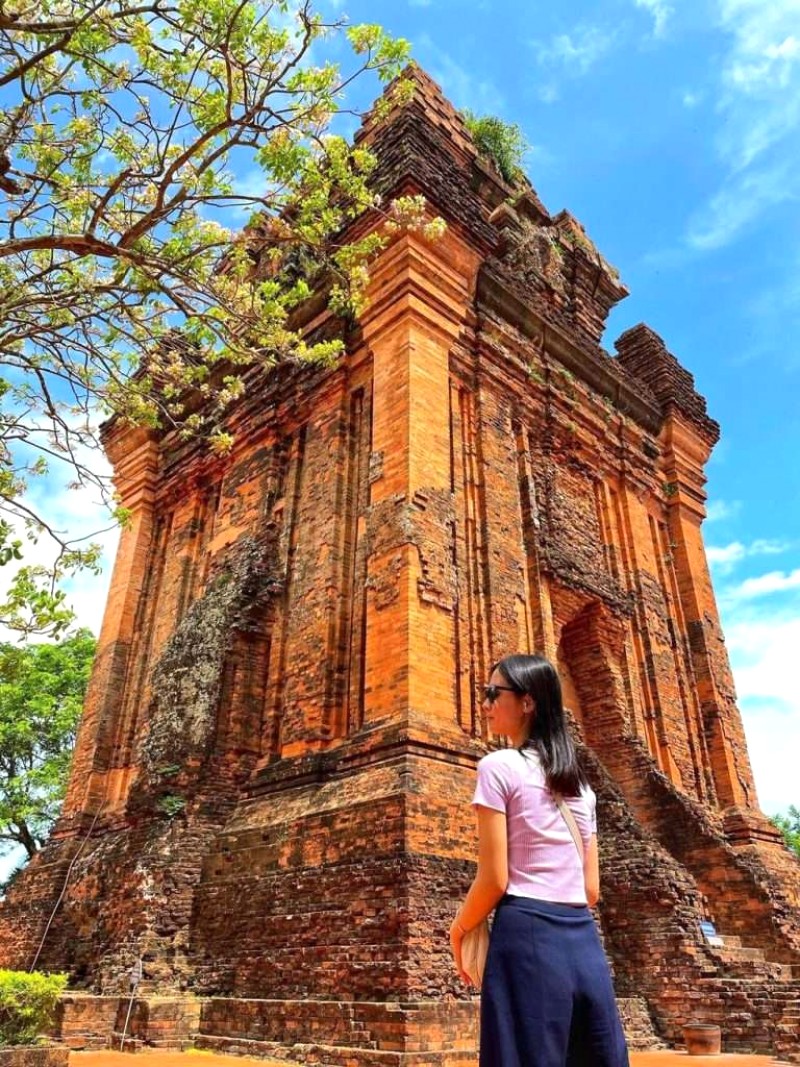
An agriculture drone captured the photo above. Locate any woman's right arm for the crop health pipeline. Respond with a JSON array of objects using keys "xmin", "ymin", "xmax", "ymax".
[
  {"xmin": 456, "ymin": 805, "xmax": 509, "ymax": 930},
  {"xmin": 450, "ymin": 805, "xmax": 508, "ymax": 985},
  {"xmin": 584, "ymin": 833, "xmax": 600, "ymax": 907}
]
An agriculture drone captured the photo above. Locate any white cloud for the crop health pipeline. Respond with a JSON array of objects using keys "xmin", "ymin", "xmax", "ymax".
[
  {"xmin": 719, "ymin": 84, "xmax": 800, "ymax": 173},
  {"xmin": 683, "ymin": 0, "xmax": 800, "ymax": 251},
  {"xmin": 722, "ymin": 605, "xmax": 800, "ymax": 813},
  {"xmin": 750, "ymin": 538, "xmax": 793, "ymax": 554},
  {"xmin": 707, "ymin": 537, "xmax": 791, "ymax": 574},
  {"xmin": 707, "ymin": 541, "xmax": 747, "ymax": 568},
  {"xmin": 0, "ymin": 473, "xmax": 119, "ymax": 641},
  {"xmin": 714, "ymin": 543, "xmax": 800, "ymax": 814},
  {"xmin": 686, "ymin": 163, "xmax": 795, "ymax": 250},
  {"xmin": 722, "ymin": 21, "xmax": 800, "ymax": 103},
  {"xmin": 725, "ymin": 609, "xmax": 800, "ymax": 699},
  {"xmin": 721, "ymin": 567, "xmax": 800, "ymax": 603},
  {"xmin": 635, "ymin": 0, "xmax": 673, "ymax": 37},
  {"xmin": 0, "ymin": 403, "xmax": 119, "ymax": 640},
  {"xmin": 538, "ymin": 84, "xmax": 560, "ymax": 104},
  {"xmin": 532, "ymin": 26, "xmax": 618, "ymax": 75},
  {"xmin": 705, "ymin": 498, "xmax": 741, "ymax": 523},
  {"xmin": 682, "ymin": 89, "xmax": 703, "ymax": 108},
  {"xmin": 741, "ymin": 697, "xmax": 799, "ymax": 815}
]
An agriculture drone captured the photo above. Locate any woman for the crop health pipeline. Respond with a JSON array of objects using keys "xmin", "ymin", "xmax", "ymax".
[{"xmin": 450, "ymin": 654, "xmax": 629, "ymax": 1067}]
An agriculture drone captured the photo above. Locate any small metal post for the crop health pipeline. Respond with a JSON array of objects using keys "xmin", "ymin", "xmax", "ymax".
[{"xmin": 119, "ymin": 958, "xmax": 142, "ymax": 1052}]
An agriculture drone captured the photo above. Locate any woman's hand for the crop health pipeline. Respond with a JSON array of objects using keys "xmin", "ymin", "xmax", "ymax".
[{"xmin": 449, "ymin": 916, "xmax": 473, "ymax": 986}]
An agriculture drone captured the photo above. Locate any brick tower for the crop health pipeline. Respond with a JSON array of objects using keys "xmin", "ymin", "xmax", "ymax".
[{"xmin": 1, "ymin": 67, "xmax": 798, "ymax": 1064}]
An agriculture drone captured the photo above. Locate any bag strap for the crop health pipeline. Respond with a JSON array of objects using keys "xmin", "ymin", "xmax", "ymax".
[
  {"xmin": 515, "ymin": 748, "xmax": 585, "ymax": 864},
  {"xmin": 555, "ymin": 795, "xmax": 585, "ymax": 864}
]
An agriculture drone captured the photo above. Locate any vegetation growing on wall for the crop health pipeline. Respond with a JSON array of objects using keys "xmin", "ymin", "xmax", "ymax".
[
  {"xmin": 142, "ymin": 535, "xmax": 278, "ymax": 786},
  {"xmin": 462, "ymin": 111, "xmax": 527, "ymax": 184}
]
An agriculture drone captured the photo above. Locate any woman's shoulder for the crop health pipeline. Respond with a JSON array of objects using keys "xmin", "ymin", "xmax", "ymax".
[
  {"xmin": 478, "ymin": 746, "xmax": 544, "ymax": 780},
  {"xmin": 478, "ymin": 746, "xmax": 524, "ymax": 769},
  {"xmin": 476, "ymin": 747, "xmax": 520, "ymax": 783}
]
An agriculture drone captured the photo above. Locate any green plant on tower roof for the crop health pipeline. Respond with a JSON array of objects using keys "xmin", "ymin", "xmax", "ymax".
[{"xmin": 462, "ymin": 112, "xmax": 527, "ymax": 184}]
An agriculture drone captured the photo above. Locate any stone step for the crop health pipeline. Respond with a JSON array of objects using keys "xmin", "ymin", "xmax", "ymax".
[
  {"xmin": 55, "ymin": 994, "xmax": 202, "ymax": 1052},
  {"xmin": 110, "ymin": 1029, "xmax": 196, "ymax": 1051},
  {"xmin": 712, "ymin": 946, "xmax": 768, "ymax": 967},
  {"xmin": 709, "ymin": 930, "xmax": 800, "ymax": 980},
  {"xmin": 616, "ymin": 997, "xmax": 666, "ymax": 1051},
  {"xmin": 196, "ymin": 1033, "xmax": 479, "ymax": 1065},
  {"xmin": 715, "ymin": 957, "xmax": 795, "ymax": 981},
  {"xmin": 708, "ymin": 936, "xmax": 800, "ymax": 978}
]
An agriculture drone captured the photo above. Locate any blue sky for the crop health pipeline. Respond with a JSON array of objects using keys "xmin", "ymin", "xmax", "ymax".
[{"xmin": 3, "ymin": 0, "xmax": 797, "ymax": 847}]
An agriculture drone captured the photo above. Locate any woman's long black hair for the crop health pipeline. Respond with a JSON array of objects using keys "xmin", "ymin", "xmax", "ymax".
[{"xmin": 492, "ymin": 653, "xmax": 586, "ymax": 797}]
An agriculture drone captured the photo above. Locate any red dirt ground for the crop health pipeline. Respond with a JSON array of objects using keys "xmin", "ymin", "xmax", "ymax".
[{"xmin": 71, "ymin": 1050, "xmax": 793, "ymax": 1066}]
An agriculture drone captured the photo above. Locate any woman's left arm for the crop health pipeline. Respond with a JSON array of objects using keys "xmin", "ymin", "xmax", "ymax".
[
  {"xmin": 584, "ymin": 833, "xmax": 600, "ymax": 907},
  {"xmin": 449, "ymin": 806, "xmax": 509, "ymax": 981}
]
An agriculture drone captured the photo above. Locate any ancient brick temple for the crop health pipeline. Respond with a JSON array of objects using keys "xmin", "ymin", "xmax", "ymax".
[{"xmin": 1, "ymin": 67, "xmax": 799, "ymax": 1064}]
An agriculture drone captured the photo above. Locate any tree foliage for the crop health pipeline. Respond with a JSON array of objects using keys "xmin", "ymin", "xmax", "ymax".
[
  {"xmin": 0, "ymin": 1, "xmax": 440, "ymax": 636},
  {"xmin": 0, "ymin": 969, "xmax": 68, "ymax": 1047},
  {"xmin": 771, "ymin": 805, "xmax": 800, "ymax": 859},
  {"xmin": 0, "ymin": 629, "xmax": 96, "ymax": 863}
]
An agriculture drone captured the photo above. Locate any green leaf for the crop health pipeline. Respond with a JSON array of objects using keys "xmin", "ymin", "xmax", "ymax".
[{"xmin": 0, "ymin": 631, "xmax": 96, "ymax": 864}]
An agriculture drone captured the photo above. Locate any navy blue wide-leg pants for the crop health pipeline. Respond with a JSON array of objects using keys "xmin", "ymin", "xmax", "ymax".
[{"xmin": 480, "ymin": 895, "xmax": 630, "ymax": 1067}]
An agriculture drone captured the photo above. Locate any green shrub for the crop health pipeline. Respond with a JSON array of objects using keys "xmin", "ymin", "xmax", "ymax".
[
  {"xmin": 157, "ymin": 792, "xmax": 187, "ymax": 818},
  {"xmin": 0, "ymin": 970, "xmax": 67, "ymax": 1047},
  {"xmin": 462, "ymin": 111, "xmax": 527, "ymax": 183}
]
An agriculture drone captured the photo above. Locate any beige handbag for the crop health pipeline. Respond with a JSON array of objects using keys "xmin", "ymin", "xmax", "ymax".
[
  {"xmin": 460, "ymin": 794, "xmax": 585, "ymax": 989},
  {"xmin": 461, "ymin": 917, "xmax": 491, "ymax": 987}
]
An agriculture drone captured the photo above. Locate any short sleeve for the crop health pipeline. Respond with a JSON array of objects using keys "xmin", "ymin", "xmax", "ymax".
[
  {"xmin": 472, "ymin": 754, "xmax": 515, "ymax": 812},
  {"xmin": 585, "ymin": 785, "xmax": 597, "ymax": 834}
]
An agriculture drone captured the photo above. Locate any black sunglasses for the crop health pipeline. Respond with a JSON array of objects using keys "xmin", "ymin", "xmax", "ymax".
[{"xmin": 481, "ymin": 684, "xmax": 517, "ymax": 703}]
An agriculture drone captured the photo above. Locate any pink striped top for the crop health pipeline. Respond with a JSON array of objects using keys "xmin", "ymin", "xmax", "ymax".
[{"xmin": 472, "ymin": 747, "xmax": 596, "ymax": 905}]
